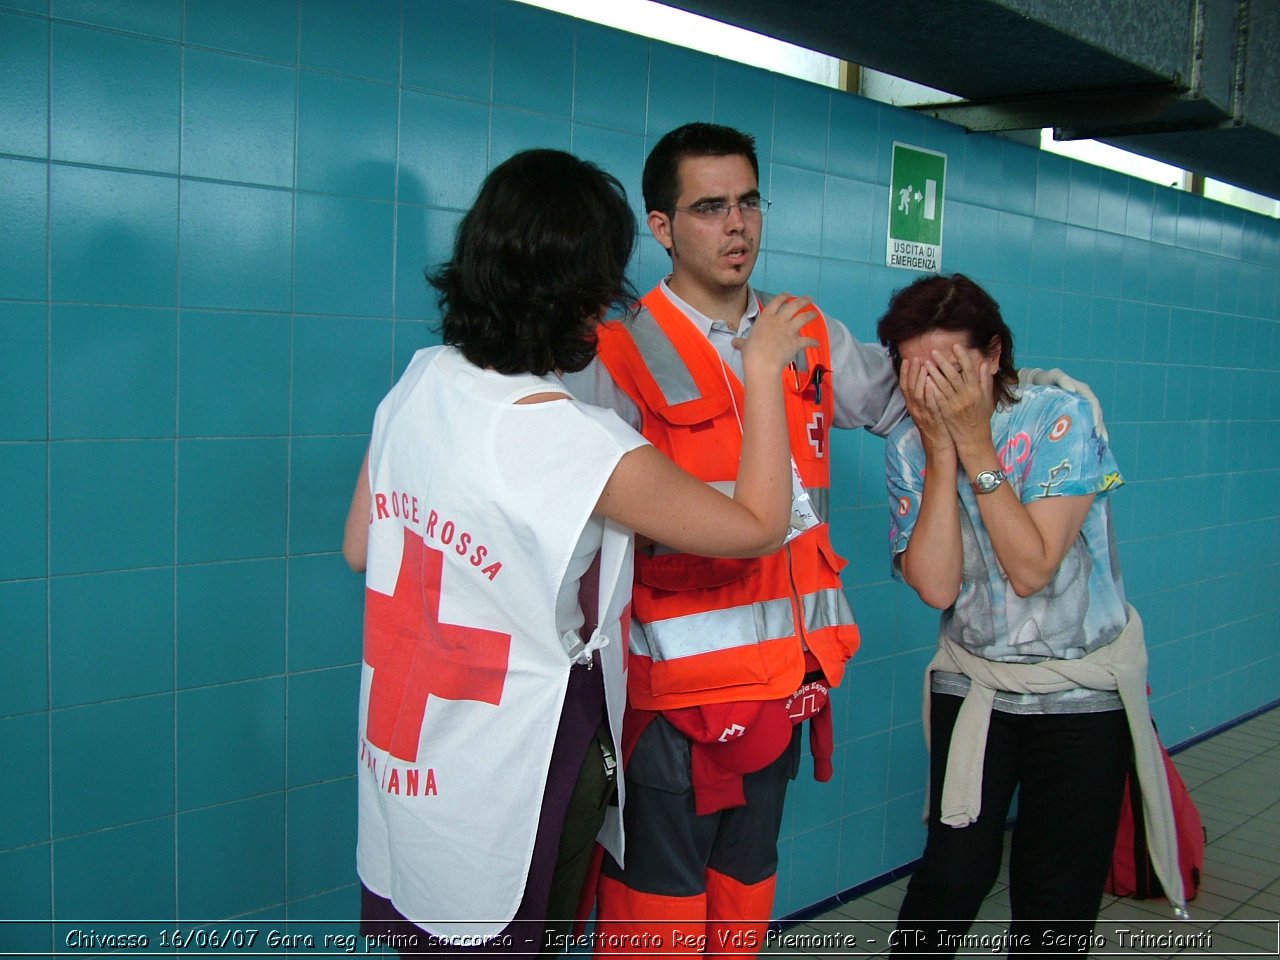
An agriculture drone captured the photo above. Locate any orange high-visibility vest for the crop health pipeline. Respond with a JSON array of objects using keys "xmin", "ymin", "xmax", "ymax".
[{"xmin": 596, "ymin": 287, "xmax": 861, "ymax": 710}]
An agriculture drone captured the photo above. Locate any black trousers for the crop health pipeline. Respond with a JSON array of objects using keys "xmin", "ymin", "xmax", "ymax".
[
  {"xmin": 893, "ymin": 692, "xmax": 1131, "ymax": 958},
  {"xmin": 599, "ymin": 715, "xmax": 801, "ymax": 895}
]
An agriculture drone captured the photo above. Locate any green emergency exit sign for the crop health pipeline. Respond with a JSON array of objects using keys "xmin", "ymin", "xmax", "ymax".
[{"xmin": 887, "ymin": 143, "xmax": 946, "ymax": 271}]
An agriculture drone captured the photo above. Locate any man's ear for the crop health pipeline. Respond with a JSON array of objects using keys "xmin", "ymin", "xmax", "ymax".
[{"xmin": 648, "ymin": 210, "xmax": 674, "ymax": 253}]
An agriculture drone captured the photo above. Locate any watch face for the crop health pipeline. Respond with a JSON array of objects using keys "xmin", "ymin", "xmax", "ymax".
[{"xmin": 975, "ymin": 470, "xmax": 1003, "ymax": 493}]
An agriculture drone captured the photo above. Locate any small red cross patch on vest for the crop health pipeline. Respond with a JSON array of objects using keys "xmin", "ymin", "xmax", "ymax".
[
  {"xmin": 364, "ymin": 527, "xmax": 512, "ymax": 762},
  {"xmin": 807, "ymin": 411, "xmax": 826, "ymax": 458}
]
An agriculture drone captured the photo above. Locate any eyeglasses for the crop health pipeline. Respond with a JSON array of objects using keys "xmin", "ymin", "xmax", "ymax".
[{"xmin": 674, "ymin": 197, "xmax": 771, "ymax": 220}]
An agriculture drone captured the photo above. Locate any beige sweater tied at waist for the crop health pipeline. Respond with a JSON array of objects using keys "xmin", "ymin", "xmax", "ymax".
[{"xmin": 923, "ymin": 605, "xmax": 1188, "ymax": 916}]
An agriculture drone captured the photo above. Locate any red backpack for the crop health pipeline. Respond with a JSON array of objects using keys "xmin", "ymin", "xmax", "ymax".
[{"xmin": 1105, "ymin": 740, "xmax": 1205, "ymax": 901}]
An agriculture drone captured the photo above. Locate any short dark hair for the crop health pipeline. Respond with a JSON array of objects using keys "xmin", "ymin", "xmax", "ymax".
[
  {"xmin": 642, "ymin": 122, "xmax": 760, "ymax": 215},
  {"xmin": 429, "ymin": 149, "xmax": 636, "ymax": 376},
  {"xmin": 877, "ymin": 273, "xmax": 1019, "ymax": 407}
]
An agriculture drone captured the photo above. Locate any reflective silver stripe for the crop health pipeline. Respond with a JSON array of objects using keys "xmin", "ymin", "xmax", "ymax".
[
  {"xmin": 808, "ymin": 486, "xmax": 829, "ymax": 523},
  {"xmin": 629, "ymin": 597, "xmax": 795, "ymax": 660},
  {"xmin": 802, "ymin": 587, "xmax": 856, "ymax": 633},
  {"xmin": 628, "ymin": 306, "xmax": 703, "ymax": 406},
  {"xmin": 631, "ymin": 587, "xmax": 856, "ymax": 662}
]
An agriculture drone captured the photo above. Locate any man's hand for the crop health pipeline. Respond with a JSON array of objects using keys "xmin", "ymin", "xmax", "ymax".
[{"xmin": 1019, "ymin": 366, "xmax": 1108, "ymax": 441}]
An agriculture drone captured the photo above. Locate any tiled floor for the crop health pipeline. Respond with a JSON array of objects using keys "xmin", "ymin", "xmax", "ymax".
[{"xmin": 779, "ymin": 706, "xmax": 1280, "ymax": 957}]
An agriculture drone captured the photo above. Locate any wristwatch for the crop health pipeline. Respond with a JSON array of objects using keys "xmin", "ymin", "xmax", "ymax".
[{"xmin": 972, "ymin": 470, "xmax": 1006, "ymax": 495}]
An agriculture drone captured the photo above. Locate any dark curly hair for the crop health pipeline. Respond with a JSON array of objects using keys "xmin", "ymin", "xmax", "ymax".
[
  {"xmin": 429, "ymin": 149, "xmax": 637, "ymax": 376},
  {"xmin": 877, "ymin": 273, "xmax": 1019, "ymax": 407},
  {"xmin": 642, "ymin": 122, "xmax": 759, "ymax": 216}
]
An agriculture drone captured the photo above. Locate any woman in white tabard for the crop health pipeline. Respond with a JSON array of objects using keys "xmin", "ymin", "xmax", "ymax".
[{"xmin": 342, "ymin": 149, "xmax": 817, "ymax": 956}]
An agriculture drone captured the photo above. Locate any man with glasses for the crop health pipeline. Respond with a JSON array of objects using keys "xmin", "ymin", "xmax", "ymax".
[
  {"xmin": 570, "ymin": 122, "xmax": 1099, "ymax": 955},
  {"xmin": 567, "ymin": 121, "xmax": 899, "ymax": 956}
]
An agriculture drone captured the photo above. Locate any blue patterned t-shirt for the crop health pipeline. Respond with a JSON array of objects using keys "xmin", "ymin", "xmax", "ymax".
[{"xmin": 886, "ymin": 385, "xmax": 1127, "ymax": 712}]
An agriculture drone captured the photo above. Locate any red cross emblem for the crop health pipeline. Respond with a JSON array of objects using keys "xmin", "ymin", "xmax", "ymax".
[
  {"xmin": 807, "ymin": 411, "xmax": 826, "ymax": 458},
  {"xmin": 364, "ymin": 527, "xmax": 512, "ymax": 762}
]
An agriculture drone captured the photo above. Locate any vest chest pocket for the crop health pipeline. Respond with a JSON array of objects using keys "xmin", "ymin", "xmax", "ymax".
[
  {"xmin": 646, "ymin": 638, "xmax": 773, "ymax": 699},
  {"xmin": 635, "ymin": 552, "xmax": 760, "ymax": 593},
  {"xmin": 787, "ymin": 364, "xmax": 829, "ymax": 467}
]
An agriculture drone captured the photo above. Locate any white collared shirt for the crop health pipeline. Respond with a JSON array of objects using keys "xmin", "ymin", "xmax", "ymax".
[{"xmin": 564, "ymin": 277, "xmax": 905, "ymax": 436}]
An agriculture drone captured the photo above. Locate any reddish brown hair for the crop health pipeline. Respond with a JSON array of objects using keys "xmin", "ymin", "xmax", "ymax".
[{"xmin": 877, "ymin": 273, "xmax": 1018, "ymax": 407}]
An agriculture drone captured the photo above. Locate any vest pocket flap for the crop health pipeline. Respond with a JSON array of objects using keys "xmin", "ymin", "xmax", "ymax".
[
  {"xmin": 636, "ymin": 552, "xmax": 757, "ymax": 591},
  {"xmin": 649, "ymin": 644, "xmax": 772, "ymax": 699},
  {"xmin": 814, "ymin": 531, "xmax": 849, "ymax": 574},
  {"xmin": 649, "ymin": 393, "xmax": 730, "ymax": 427}
]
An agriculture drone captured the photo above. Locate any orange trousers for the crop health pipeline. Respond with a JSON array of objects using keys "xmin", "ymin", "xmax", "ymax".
[{"xmin": 596, "ymin": 869, "xmax": 775, "ymax": 957}]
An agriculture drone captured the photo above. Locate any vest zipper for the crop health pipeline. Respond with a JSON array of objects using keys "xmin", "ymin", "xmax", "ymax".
[{"xmin": 785, "ymin": 541, "xmax": 809, "ymax": 649}]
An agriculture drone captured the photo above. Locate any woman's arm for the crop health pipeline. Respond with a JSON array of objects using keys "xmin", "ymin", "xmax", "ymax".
[
  {"xmin": 895, "ymin": 358, "xmax": 964, "ymax": 609},
  {"xmin": 973, "ymin": 489, "xmax": 1095, "ymax": 597},
  {"xmin": 930, "ymin": 344, "xmax": 1093, "ymax": 597},
  {"xmin": 342, "ymin": 448, "xmax": 371, "ymax": 572},
  {"xmin": 594, "ymin": 294, "xmax": 817, "ymax": 558}
]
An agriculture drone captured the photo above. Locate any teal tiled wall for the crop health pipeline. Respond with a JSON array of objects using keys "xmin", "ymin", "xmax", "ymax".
[{"xmin": 2, "ymin": 0, "xmax": 1278, "ymax": 933}]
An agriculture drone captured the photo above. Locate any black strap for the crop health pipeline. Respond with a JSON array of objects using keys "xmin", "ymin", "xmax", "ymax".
[{"xmin": 1127, "ymin": 761, "xmax": 1160, "ymax": 899}]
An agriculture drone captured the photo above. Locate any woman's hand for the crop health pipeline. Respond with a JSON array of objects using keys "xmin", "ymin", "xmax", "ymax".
[
  {"xmin": 927, "ymin": 343, "xmax": 995, "ymax": 455},
  {"xmin": 734, "ymin": 293, "xmax": 820, "ymax": 375},
  {"xmin": 899, "ymin": 357, "xmax": 953, "ymax": 461}
]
